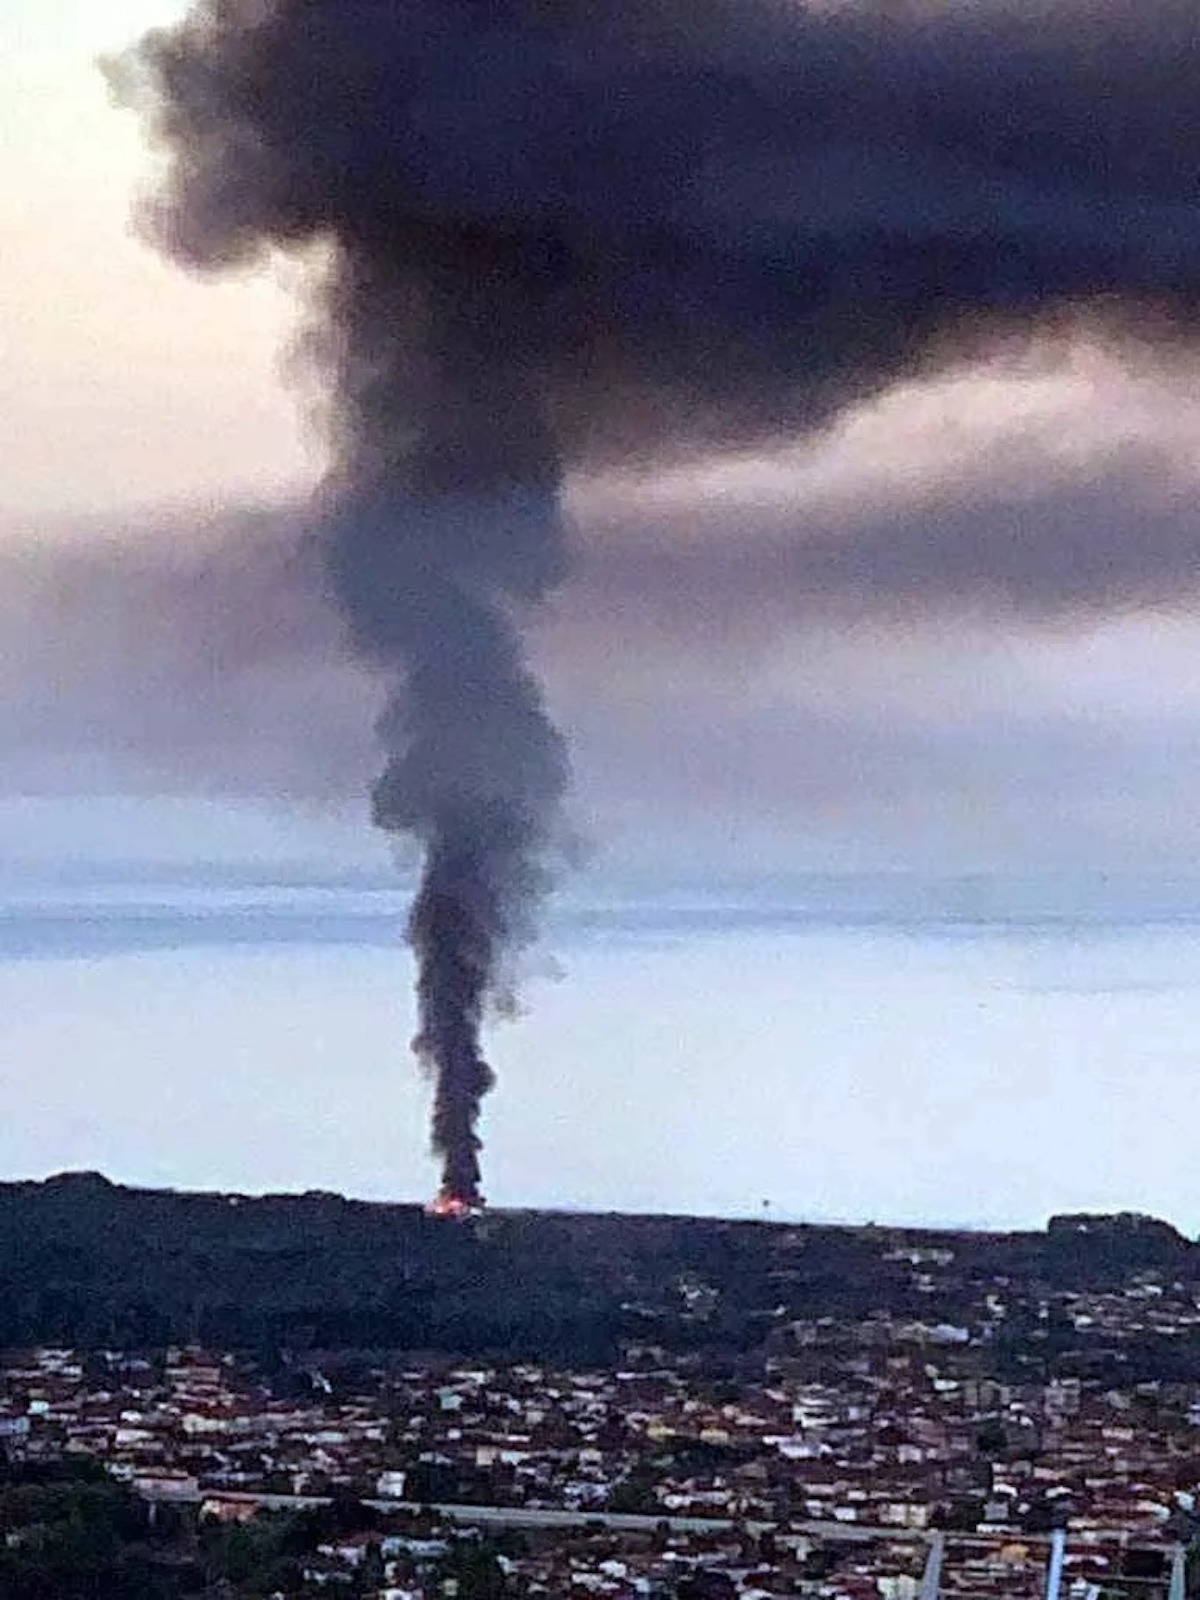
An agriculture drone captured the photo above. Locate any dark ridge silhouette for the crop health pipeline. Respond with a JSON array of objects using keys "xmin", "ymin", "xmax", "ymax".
[{"xmin": 0, "ymin": 1175, "xmax": 1194, "ymax": 1377}]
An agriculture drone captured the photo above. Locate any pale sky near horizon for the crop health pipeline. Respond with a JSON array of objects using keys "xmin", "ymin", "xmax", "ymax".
[{"xmin": 3, "ymin": 0, "xmax": 318, "ymax": 520}]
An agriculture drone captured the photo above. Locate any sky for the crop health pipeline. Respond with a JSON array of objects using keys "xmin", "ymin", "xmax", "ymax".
[
  {"xmin": 6, "ymin": 0, "xmax": 1200, "ymax": 878},
  {"xmin": 8, "ymin": 0, "xmax": 1200, "ymax": 1223},
  {"xmin": 3, "ymin": 0, "xmax": 315, "ymax": 520}
]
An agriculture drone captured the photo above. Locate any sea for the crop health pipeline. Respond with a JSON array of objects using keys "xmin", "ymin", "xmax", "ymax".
[{"xmin": 3, "ymin": 864, "xmax": 1200, "ymax": 1234}]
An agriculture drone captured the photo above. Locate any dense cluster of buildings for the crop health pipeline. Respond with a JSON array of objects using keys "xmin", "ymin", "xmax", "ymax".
[{"xmin": 3, "ymin": 1234, "xmax": 1200, "ymax": 1595}]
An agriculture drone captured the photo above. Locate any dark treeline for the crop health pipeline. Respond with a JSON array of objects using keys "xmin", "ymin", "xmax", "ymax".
[{"xmin": 1, "ymin": 1175, "xmax": 1196, "ymax": 1374}]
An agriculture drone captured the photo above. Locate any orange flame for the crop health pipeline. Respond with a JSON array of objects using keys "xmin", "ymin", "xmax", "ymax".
[{"xmin": 426, "ymin": 1192, "xmax": 484, "ymax": 1220}]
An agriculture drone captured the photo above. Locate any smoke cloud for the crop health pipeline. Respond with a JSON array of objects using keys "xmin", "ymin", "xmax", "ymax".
[{"xmin": 110, "ymin": 0, "xmax": 1200, "ymax": 1198}]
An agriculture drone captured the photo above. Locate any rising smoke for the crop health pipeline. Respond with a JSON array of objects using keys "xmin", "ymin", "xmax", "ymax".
[{"xmin": 113, "ymin": 0, "xmax": 1200, "ymax": 1200}]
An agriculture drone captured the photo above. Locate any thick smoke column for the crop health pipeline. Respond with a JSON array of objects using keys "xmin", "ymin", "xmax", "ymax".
[
  {"xmin": 116, "ymin": 0, "xmax": 1200, "ymax": 1196},
  {"xmin": 315, "ymin": 261, "xmax": 569, "ymax": 1203},
  {"xmin": 119, "ymin": 5, "xmax": 578, "ymax": 1203}
]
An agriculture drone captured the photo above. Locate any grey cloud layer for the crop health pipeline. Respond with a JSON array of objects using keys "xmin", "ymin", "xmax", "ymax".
[
  {"xmin": 4, "ymin": 426, "xmax": 1199, "ymax": 860},
  {"xmin": 0, "ymin": 510, "xmax": 373, "ymax": 800},
  {"xmin": 578, "ymin": 442, "xmax": 1200, "ymax": 636}
]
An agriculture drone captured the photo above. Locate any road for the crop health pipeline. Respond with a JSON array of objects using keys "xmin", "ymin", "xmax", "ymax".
[
  {"xmin": 137, "ymin": 1485, "xmax": 1176, "ymax": 1555},
  {"xmin": 137, "ymin": 1484, "xmax": 932, "ymax": 1543}
]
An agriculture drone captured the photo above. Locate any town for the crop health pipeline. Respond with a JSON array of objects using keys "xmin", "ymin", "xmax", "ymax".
[{"xmin": 5, "ymin": 1215, "xmax": 1200, "ymax": 1597}]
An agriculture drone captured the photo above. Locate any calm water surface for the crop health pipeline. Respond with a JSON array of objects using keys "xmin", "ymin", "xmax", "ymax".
[{"xmin": 2, "ymin": 870, "xmax": 1198, "ymax": 1228}]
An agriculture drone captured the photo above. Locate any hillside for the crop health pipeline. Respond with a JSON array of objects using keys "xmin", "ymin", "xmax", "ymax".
[{"xmin": 2, "ymin": 1173, "xmax": 1195, "ymax": 1371}]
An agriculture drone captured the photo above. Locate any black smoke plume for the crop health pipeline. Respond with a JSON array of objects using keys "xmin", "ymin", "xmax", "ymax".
[{"xmin": 114, "ymin": 0, "xmax": 1200, "ymax": 1197}]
